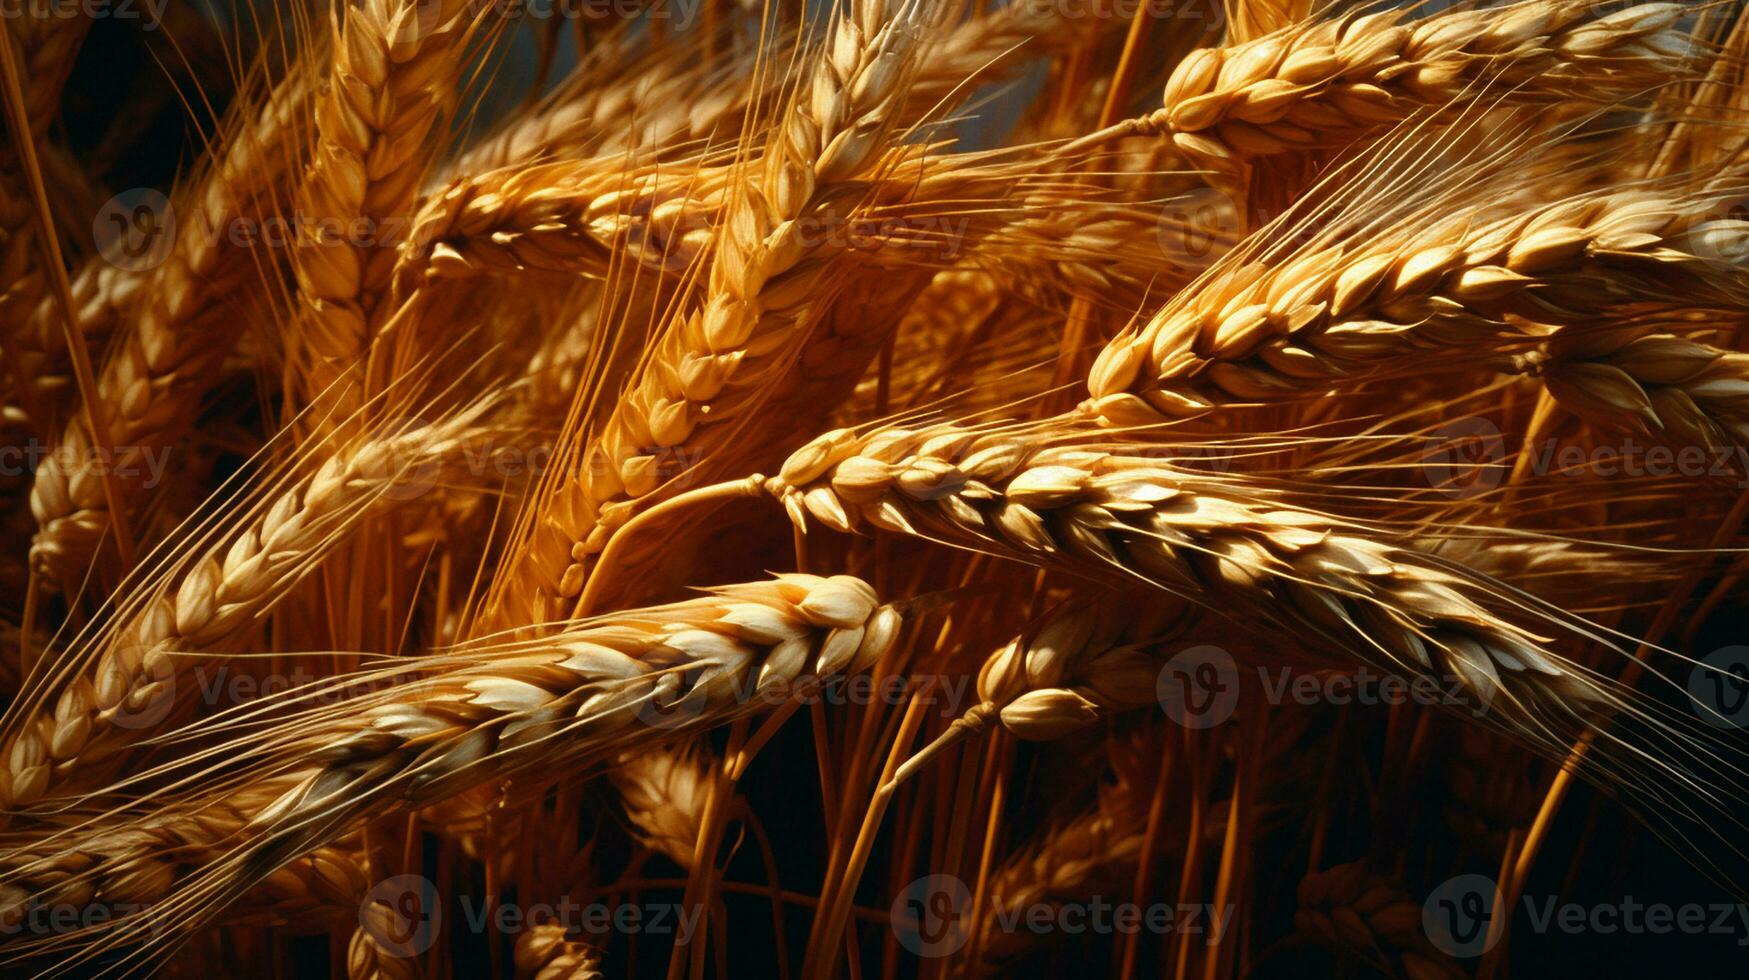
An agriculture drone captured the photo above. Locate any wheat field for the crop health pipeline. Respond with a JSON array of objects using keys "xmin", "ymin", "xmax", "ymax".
[{"xmin": 3, "ymin": 0, "xmax": 1749, "ymax": 975}]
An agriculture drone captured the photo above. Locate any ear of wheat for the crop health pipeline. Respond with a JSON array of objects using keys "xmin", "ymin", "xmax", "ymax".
[
  {"xmin": 3, "ymin": 407, "xmax": 494, "ymax": 808},
  {"xmin": 1096, "ymin": 1, "xmax": 1691, "ymax": 182},
  {"xmin": 0, "ymin": 574, "xmax": 900, "ymax": 965},
  {"xmin": 1085, "ymin": 184, "xmax": 1749, "ymax": 426}
]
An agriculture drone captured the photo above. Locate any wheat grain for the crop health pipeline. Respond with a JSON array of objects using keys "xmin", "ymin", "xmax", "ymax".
[
  {"xmin": 971, "ymin": 595, "xmax": 1216, "ymax": 740},
  {"xmin": 770, "ymin": 421, "xmax": 1589, "ymax": 710},
  {"xmin": 1294, "ymin": 863, "xmax": 1469, "ymax": 980},
  {"xmin": 1084, "ymin": 186, "xmax": 1749, "ymax": 424},
  {"xmin": 1, "ymin": 409, "xmax": 491, "ymax": 808},
  {"xmin": 286, "ymin": 0, "xmax": 489, "ymax": 423},
  {"xmin": 513, "ymin": 923, "xmax": 603, "ymax": 980},
  {"xmin": 1526, "ymin": 329, "xmax": 1749, "ymax": 449},
  {"xmin": 2, "ymin": 5, "xmax": 86, "ymax": 136},
  {"xmin": 0, "ymin": 574, "xmax": 898, "ymax": 962},
  {"xmin": 1103, "ymin": 1, "xmax": 1690, "ymax": 181},
  {"xmin": 348, "ymin": 902, "xmax": 423, "ymax": 980},
  {"xmin": 24, "ymin": 66, "xmax": 314, "ymax": 589},
  {"xmin": 1223, "ymin": 0, "xmax": 1312, "ymax": 45},
  {"xmin": 397, "ymin": 162, "xmax": 726, "ymax": 289},
  {"xmin": 607, "ymin": 742, "xmax": 729, "ymax": 870}
]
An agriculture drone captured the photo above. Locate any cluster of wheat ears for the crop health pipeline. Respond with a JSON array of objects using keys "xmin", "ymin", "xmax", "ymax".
[{"xmin": 4, "ymin": 0, "xmax": 1749, "ymax": 975}]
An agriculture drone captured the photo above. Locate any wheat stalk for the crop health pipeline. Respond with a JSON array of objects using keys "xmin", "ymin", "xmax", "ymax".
[
  {"xmin": 0, "ymin": 574, "xmax": 898, "ymax": 965},
  {"xmin": 7, "ymin": 1, "xmax": 1749, "ymax": 974},
  {"xmin": 1525, "ymin": 328, "xmax": 1749, "ymax": 449},
  {"xmin": 24, "ymin": 65, "xmax": 314, "ymax": 589},
  {"xmin": 1, "ymin": 409, "xmax": 492, "ymax": 808},
  {"xmin": 483, "ymin": 0, "xmax": 932, "ymax": 627},
  {"xmin": 1084, "ymin": 185, "xmax": 1749, "ymax": 424},
  {"xmin": 1090, "ymin": 1, "xmax": 1689, "ymax": 180},
  {"xmin": 286, "ymin": 0, "xmax": 488, "ymax": 424},
  {"xmin": 769, "ymin": 421, "xmax": 1594, "ymax": 710}
]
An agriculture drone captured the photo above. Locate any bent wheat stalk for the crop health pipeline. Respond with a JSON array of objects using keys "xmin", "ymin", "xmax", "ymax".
[
  {"xmin": 1, "ymin": 409, "xmax": 492, "ymax": 808},
  {"xmin": 487, "ymin": 0, "xmax": 932, "ymax": 627},
  {"xmin": 0, "ymin": 575, "xmax": 899, "ymax": 969},
  {"xmin": 1081, "ymin": 1, "xmax": 1690, "ymax": 180},
  {"xmin": 768, "ymin": 421, "xmax": 1594, "ymax": 708},
  {"xmin": 24, "ymin": 65, "xmax": 315, "ymax": 588},
  {"xmin": 1084, "ymin": 185, "xmax": 1749, "ymax": 424}
]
